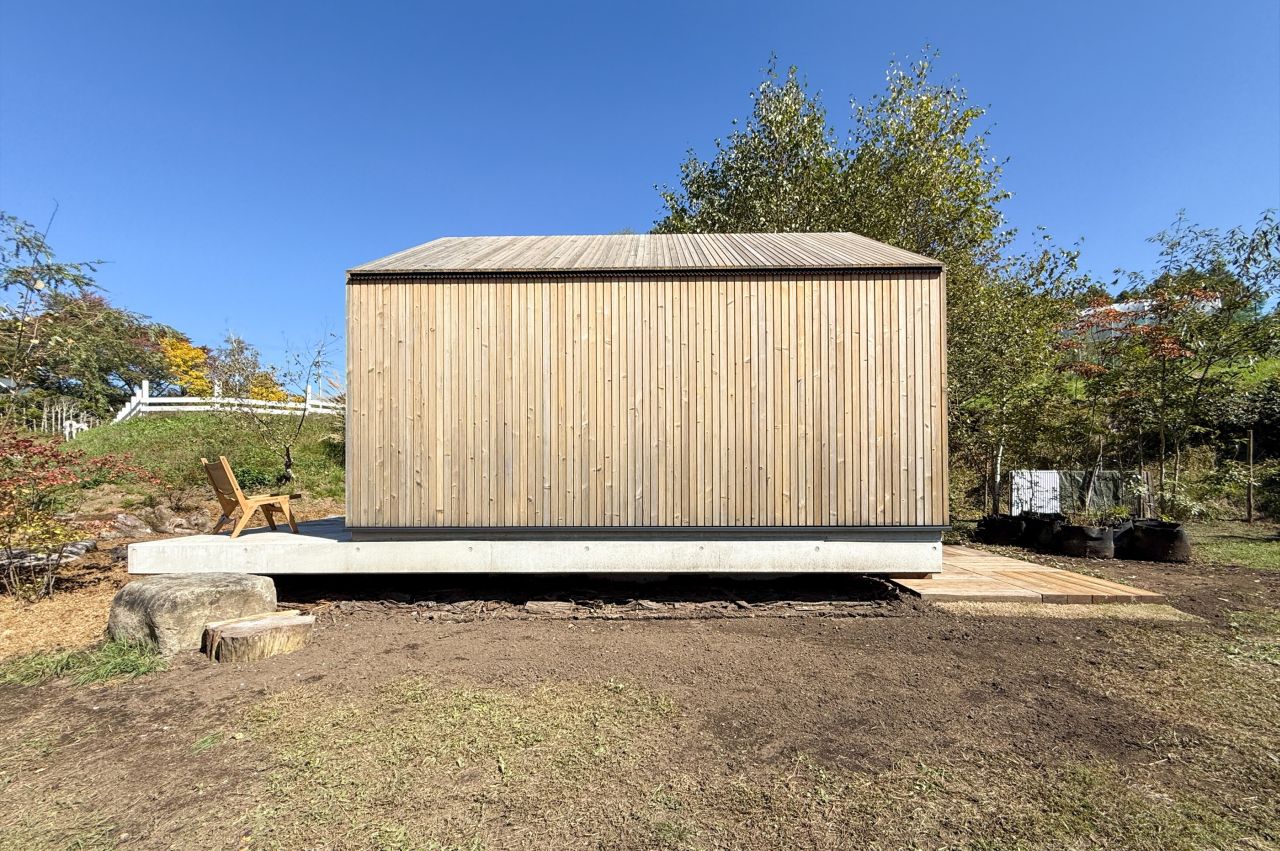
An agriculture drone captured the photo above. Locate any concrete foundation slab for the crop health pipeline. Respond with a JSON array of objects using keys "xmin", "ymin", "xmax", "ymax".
[{"xmin": 127, "ymin": 518, "xmax": 942, "ymax": 576}]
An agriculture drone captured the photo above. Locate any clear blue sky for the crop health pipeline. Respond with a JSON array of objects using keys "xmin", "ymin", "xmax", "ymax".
[{"xmin": 2, "ymin": 1, "xmax": 1278, "ymax": 370}]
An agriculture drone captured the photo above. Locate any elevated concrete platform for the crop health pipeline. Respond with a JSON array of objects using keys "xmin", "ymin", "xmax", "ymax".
[{"xmin": 127, "ymin": 517, "xmax": 942, "ymax": 576}]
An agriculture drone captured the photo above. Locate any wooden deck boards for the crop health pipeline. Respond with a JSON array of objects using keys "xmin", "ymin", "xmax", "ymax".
[{"xmin": 892, "ymin": 546, "xmax": 1165, "ymax": 604}]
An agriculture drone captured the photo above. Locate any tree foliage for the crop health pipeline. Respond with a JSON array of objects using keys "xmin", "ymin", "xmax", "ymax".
[
  {"xmin": 0, "ymin": 425, "xmax": 153, "ymax": 600},
  {"xmin": 0, "ymin": 211, "xmax": 100, "ymax": 418},
  {"xmin": 655, "ymin": 61, "xmax": 848, "ymax": 234},
  {"xmin": 1063, "ymin": 213, "xmax": 1280, "ymax": 507},
  {"xmin": 31, "ymin": 292, "xmax": 176, "ymax": 414},
  {"xmin": 159, "ymin": 335, "xmax": 213, "ymax": 396},
  {"xmin": 205, "ymin": 333, "xmax": 337, "ymax": 485},
  {"xmin": 655, "ymin": 52, "xmax": 1083, "ymax": 511},
  {"xmin": 843, "ymin": 54, "xmax": 1010, "ymax": 271}
]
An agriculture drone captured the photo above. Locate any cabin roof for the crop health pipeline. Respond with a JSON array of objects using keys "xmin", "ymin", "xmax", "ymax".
[{"xmin": 349, "ymin": 233, "xmax": 942, "ymax": 277}]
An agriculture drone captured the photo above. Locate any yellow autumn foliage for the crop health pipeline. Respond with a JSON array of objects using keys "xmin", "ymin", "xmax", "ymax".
[
  {"xmin": 248, "ymin": 371, "xmax": 290, "ymax": 402},
  {"xmin": 159, "ymin": 336, "xmax": 212, "ymax": 396}
]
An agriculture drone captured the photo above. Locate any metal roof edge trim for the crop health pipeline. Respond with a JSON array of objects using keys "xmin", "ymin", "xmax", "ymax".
[{"xmin": 345, "ymin": 264, "xmax": 945, "ymax": 283}]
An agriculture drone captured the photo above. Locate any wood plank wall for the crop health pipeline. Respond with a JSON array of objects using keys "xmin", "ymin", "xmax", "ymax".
[{"xmin": 346, "ymin": 271, "xmax": 948, "ymax": 529}]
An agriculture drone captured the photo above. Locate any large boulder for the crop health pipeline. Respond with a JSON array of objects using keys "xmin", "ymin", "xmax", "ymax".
[{"xmin": 107, "ymin": 573, "xmax": 277, "ymax": 656}]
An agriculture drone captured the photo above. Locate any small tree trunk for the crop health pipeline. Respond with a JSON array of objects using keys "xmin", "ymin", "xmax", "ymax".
[
  {"xmin": 992, "ymin": 439, "xmax": 1005, "ymax": 515},
  {"xmin": 983, "ymin": 458, "xmax": 992, "ymax": 516},
  {"xmin": 1083, "ymin": 437, "xmax": 1104, "ymax": 515},
  {"xmin": 1158, "ymin": 425, "xmax": 1167, "ymax": 513},
  {"xmin": 1136, "ymin": 431, "xmax": 1146, "ymax": 516},
  {"xmin": 1172, "ymin": 442, "xmax": 1182, "ymax": 511}
]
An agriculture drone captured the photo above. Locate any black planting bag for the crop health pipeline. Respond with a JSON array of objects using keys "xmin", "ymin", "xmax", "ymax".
[{"xmin": 1054, "ymin": 524, "xmax": 1115, "ymax": 559}]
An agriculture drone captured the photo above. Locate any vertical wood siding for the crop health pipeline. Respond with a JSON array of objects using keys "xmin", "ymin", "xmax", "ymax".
[{"xmin": 347, "ymin": 271, "xmax": 947, "ymax": 528}]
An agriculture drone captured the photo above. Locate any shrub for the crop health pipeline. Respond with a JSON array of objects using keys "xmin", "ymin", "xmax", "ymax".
[
  {"xmin": 1256, "ymin": 464, "xmax": 1280, "ymax": 519},
  {"xmin": 0, "ymin": 426, "xmax": 153, "ymax": 600},
  {"xmin": 231, "ymin": 464, "xmax": 276, "ymax": 492}
]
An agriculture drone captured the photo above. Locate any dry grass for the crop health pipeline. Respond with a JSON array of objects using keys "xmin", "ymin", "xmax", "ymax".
[
  {"xmin": 201, "ymin": 661, "xmax": 1278, "ymax": 851},
  {"xmin": 235, "ymin": 678, "xmax": 675, "ymax": 849},
  {"xmin": 934, "ymin": 601, "xmax": 1200, "ymax": 622},
  {"xmin": 0, "ymin": 584, "xmax": 118, "ymax": 661},
  {"xmin": 637, "ymin": 753, "xmax": 1246, "ymax": 851},
  {"xmin": 1226, "ymin": 610, "xmax": 1280, "ymax": 666},
  {"xmin": 1, "ymin": 531, "xmax": 1275, "ymax": 849}
]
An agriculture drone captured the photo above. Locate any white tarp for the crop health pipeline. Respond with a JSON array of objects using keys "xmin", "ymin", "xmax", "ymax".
[{"xmin": 1011, "ymin": 470, "xmax": 1061, "ymax": 514}]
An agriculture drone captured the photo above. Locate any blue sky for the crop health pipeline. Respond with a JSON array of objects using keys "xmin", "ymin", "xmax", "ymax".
[{"xmin": 2, "ymin": 1, "xmax": 1278, "ymax": 370}]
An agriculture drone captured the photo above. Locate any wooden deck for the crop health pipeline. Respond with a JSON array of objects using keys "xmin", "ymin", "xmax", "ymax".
[{"xmin": 891, "ymin": 546, "xmax": 1165, "ymax": 604}]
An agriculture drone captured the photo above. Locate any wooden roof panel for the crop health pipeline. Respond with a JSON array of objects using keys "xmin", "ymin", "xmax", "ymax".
[{"xmin": 350, "ymin": 233, "xmax": 941, "ymax": 275}]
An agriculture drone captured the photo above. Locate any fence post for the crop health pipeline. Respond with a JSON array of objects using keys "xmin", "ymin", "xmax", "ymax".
[
  {"xmin": 305, "ymin": 384, "xmax": 313, "ymax": 413},
  {"xmin": 1247, "ymin": 429, "xmax": 1255, "ymax": 524}
]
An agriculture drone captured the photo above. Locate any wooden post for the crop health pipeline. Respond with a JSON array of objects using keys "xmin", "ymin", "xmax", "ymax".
[{"xmin": 1246, "ymin": 428, "xmax": 1254, "ymax": 524}]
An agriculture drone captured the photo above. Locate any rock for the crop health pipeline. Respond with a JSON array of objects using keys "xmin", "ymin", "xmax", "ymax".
[
  {"xmin": 110, "ymin": 512, "xmax": 153, "ymax": 537},
  {"xmin": 63, "ymin": 540, "xmax": 98, "ymax": 559},
  {"xmin": 107, "ymin": 573, "xmax": 277, "ymax": 656},
  {"xmin": 142, "ymin": 505, "xmax": 205, "ymax": 535}
]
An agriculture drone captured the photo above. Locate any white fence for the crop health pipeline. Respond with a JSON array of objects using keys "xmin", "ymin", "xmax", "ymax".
[
  {"xmin": 109, "ymin": 380, "xmax": 342, "ymax": 426},
  {"xmin": 29, "ymin": 398, "xmax": 98, "ymax": 441}
]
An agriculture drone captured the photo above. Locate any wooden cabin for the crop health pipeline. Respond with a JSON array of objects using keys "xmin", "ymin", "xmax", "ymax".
[{"xmin": 345, "ymin": 233, "xmax": 947, "ymax": 574}]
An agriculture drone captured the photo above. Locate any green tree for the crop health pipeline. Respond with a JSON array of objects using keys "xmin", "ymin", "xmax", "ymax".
[
  {"xmin": 0, "ymin": 211, "xmax": 100, "ymax": 420},
  {"xmin": 843, "ymin": 53, "xmax": 1010, "ymax": 272},
  {"xmin": 949, "ymin": 240, "xmax": 1085, "ymax": 511},
  {"xmin": 654, "ymin": 53, "xmax": 1084, "ymax": 512},
  {"xmin": 206, "ymin": 333, "xmax": 337, "ymax": 486},
  {"xmin": 655, "ymin": 60, "xmax": 848, "ymax": 234},
  {"xmin": 1102, "ymin": 213, "xmax": 1280, "ymax": 508},
  {"xmin": 34, "ymin": 292, "xmax": 177, "ymax": 415}
]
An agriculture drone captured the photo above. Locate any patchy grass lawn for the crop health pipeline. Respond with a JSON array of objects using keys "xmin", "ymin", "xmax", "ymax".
[
  {"xmin": 1185, "ymin": 520, "xmax": 1279, "ymax": 571},
  {"xmin": 948, "ymin": 518, "xmax": 1278, "ymax": 572},
  {"xmin": 217, "ymin": 663, "xmax": 1276, "ymax": 851},
  {"xmin": 242, "ymin": 678, "xmax": 673, "ymax": 849},
  {"xmin": 1, "ymin": 570, "xmax": 1277, "ymax": 850},
  {"xmin": 1, "ymin": 513, "xmax": 1276, "ymax": 848}
]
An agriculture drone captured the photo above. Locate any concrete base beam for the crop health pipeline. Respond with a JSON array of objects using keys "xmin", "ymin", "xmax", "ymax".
[{"xmin": 128, "ymin": 523, "xmax": 941, "ymax": 576}]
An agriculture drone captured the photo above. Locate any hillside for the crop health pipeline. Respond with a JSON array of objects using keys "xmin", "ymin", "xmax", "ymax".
[{"xmin": 70, "ymin": 412, "xmax": 345, "ymax": 501}]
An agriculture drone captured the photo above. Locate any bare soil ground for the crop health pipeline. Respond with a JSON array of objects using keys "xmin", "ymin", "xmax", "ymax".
[
  {"xmin": 0, "ymin": 496, "xmax": 344, "ymax": 660},
  {"xmin": 2, "ymin": 543, "xmax": 1278, "ymax": 850}
]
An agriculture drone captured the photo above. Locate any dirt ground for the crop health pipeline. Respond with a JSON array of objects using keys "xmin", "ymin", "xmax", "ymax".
[
  {"xmin": 1, "ymin": 537, "xmax": 1278, "ymax": 850},
  {"xmin": 0, "ymin": 497, "xmax": 344, "ymax": 660}
]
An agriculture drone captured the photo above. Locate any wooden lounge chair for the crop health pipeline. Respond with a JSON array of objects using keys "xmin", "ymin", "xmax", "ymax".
[{"xmin": 201, "ymin": 455, "xmax": 300, "ymax": 538}]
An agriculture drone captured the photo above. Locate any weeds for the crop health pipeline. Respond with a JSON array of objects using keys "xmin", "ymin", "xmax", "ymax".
[
  {"xmin": 192, "ymin": 732, "xmax": 225, "ymax": 753},
  {"xmin": 0, "ymin": 640, "xmax": 164, "ymax": 686},
  {"xmin": 1226, "ymin": 610, "xmax": 1280, "ymax": 666}
]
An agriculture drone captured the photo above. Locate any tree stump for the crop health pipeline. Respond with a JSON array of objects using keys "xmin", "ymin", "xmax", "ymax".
[
  {"xmin": 108, "ymin": 574, "xmax": 277, "ymax": 657},
  {"xmin": 203, "ymin": 611, "xmax": 314, "ymax": 662}
]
